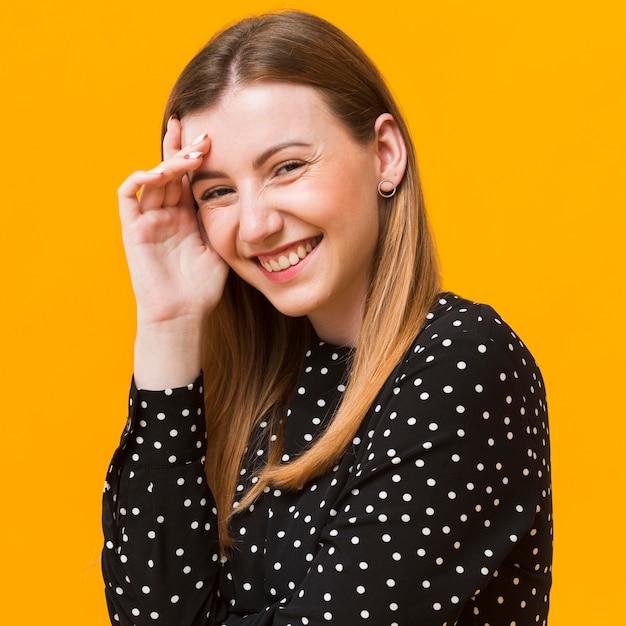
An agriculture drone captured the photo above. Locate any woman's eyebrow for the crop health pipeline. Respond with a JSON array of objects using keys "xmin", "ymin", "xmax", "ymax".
[
  {"xmin": 189, "ymin": 169, "xmax": 226, "ymax": 188},
  {"xmin": 253, "ymin": 141, "xmax": 312, "ymax": 168},
  {"xmin": 189, "ymin": 141, "xmax": 312, "ymax": 188}
]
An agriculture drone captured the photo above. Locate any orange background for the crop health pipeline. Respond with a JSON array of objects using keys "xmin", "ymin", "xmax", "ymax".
[{"xmin": 1, "ymin": 0, "xmax": 624, "ymax": 623}]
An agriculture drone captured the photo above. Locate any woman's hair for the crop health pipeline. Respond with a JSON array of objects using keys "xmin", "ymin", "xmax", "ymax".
[{"xmin": 163, "ymin": 10, "xmax": 441, "ymax": 550}]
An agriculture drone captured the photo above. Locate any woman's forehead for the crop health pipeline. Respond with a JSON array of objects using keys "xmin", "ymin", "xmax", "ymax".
[{"xmin": 180, "ymin": 82, "xmax": 335, "ymax": 145}]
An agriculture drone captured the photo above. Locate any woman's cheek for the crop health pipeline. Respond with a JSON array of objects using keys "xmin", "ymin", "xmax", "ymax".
[{"xmin": 202, "ymin": 210, "xmax": 238, "ymax": 261}]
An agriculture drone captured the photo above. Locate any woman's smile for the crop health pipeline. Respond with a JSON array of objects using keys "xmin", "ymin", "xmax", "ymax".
[{"xmin": 256, "ymin": 235, "xmax": 322, "ymax": 273}]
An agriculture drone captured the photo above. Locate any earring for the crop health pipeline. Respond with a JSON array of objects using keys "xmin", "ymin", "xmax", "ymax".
[{"xmin": 377, "ymin": 180, "xmax": 396, "ymax": 198}]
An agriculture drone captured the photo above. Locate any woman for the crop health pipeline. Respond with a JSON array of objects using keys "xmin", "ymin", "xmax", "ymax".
[{"xmin": 102, "ymin": 10, "xmax": 552, "ymax": 625}]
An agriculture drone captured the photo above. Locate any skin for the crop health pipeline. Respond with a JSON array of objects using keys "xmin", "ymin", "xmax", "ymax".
[{"xmin": 118, "ymin": 81, "xmax": 407, "ymax": 389}]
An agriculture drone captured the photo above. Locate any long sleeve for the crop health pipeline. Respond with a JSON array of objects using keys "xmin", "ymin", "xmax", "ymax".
[{"xmin": 102, "ymin": 374, "xmax": 222, "ymax": 625}]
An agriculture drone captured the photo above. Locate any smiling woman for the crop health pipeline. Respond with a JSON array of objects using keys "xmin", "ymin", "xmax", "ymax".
[
  {"xmin": 184, "ymin": 82, "xmax": 398, "ymax": 342},
  {"xmin": 102, "ymin": 10, "xmax": 552, "ymax": 625}
]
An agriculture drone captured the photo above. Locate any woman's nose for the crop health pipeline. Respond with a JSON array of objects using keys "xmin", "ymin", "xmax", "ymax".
[{"xmin": 237, "ymin": 190, "xmax": 284, "ymax": 245}]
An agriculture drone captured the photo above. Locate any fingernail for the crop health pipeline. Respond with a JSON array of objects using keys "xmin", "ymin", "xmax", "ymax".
[
  {"xmin": 166, "ymin": 114, "xmax": 177, "ymax": 130},
  {"xmin": 191, "ymin": 133, "xmax": 209, "ymax": 146},
  {"xmin": 147, "ymin": 166, "xmax": 165, "ymax": 174},
  {"xmin": 184, "ymin": 151, "xmax": 203, "ymax": 159}
]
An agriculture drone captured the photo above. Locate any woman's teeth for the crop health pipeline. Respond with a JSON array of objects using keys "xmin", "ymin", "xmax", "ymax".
[{"xmin": 260, "ymin": 238, "xmax": 319, "ymax": 273}]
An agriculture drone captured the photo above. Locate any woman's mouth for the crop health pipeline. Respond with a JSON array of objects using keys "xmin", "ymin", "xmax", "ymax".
[{"xmin": 257, "ymin": 236, "xmax": 322, "ymax": 272}]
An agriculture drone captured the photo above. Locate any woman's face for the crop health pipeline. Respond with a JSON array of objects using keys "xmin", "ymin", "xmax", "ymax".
[{"xmin": 182, "ymin": 82, "xmax": 394, "ymax": 346}]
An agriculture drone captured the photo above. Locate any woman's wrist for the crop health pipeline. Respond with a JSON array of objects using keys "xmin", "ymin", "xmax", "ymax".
[{"xmin": 133, "ymin": 319, "xmax": 205, "ymax": 390}]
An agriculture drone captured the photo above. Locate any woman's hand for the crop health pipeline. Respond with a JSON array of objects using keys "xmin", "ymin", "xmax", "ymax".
[
  {"xmin": 119, "ymin": 116, "xmax": 227, "ymax": 327},
  {"xmin": 118, "ymin": 116, "xmax": 229, "ymax": 389}
]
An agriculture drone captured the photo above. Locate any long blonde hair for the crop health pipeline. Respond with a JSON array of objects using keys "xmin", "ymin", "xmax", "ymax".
[{"xmin": 162, "ymin": 10, "xmax": 441, "ymax": 550}]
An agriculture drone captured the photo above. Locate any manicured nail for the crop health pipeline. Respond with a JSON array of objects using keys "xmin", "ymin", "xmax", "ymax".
[
  {"xmin": 191, "ymin": 133, "xmax": 209, "ymax": 146},
  {"xmin": 184, "ymin": 151, "xmax": 203, "ymax": 159},
  {"xmin": 147, "ymin": 166, "xmax": 165, "ymax": 175}
]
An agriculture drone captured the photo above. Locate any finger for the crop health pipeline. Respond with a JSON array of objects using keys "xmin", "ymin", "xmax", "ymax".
[
  {"xmin": 179, "ymin": 173, "xmax": 200, "ymax": 216},
  {"xmin": 161, "ymin": 131, "xmax": 211, "ymax": 206},
  {"xmin": 120, "ymin": 128, "xmax": 210, "ymax": 217},
  {"xmin": 118, "ymin": 169, "xmax": 166, "ymax": 225},
  {"xmin": 162, "ymin": 115, "xmax": 181, "ymax": 161},
  {"xmin": 161, "ymin": 147, "xmax": 206, "ymax": 207},
  {"xmin": 197, "ymin": 209, "xmax": 211, "ymax": 246},
  {"xmin": 163, "ymin": 116, "xmax": 210, "ymax": 160},
  {"xmin": 134, "ymin": 143, "xmax": 207, "ymax": 211}
]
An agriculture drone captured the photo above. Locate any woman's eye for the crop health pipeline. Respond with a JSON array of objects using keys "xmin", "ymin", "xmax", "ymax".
[
  {"xmin": 275, "ymin": 160, "xmax": 305, "ymax": 176},
  {"xmin": 200, "ymin": 186, "xmax": 234, "ymax": 201}
]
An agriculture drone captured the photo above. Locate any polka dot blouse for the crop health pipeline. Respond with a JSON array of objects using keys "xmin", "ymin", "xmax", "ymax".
[{"xmin": 102, "ymin": 293, "xmax": 552, "ymax": 625}]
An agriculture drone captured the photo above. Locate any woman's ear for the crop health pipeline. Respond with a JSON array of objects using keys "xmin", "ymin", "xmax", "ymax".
[{"xmin": 374, "ymin": 113, "xmax": 407, "ymax": 188}]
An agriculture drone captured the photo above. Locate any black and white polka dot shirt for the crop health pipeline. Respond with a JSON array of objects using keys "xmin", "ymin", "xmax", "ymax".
[{"xmin": 102, "ymin": 293, "xmax": 552, "ymax": 625}]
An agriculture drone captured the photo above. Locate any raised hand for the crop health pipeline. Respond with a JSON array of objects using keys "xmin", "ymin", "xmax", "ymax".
[{"xmin": 118, "ymin": 116, "xmax": 229, "ymax": 389}]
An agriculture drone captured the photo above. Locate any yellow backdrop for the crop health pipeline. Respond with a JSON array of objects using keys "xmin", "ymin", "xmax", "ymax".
[{"xmin": 1, "ymin": 0, "xmax": 624, "ymax": 623}]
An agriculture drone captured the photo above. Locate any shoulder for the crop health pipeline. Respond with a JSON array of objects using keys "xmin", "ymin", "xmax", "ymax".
[
  {"xmin": 358, "ymin": 292, "xmax": 549, "ymax": 474},
  {"xmin": 354, "ymin": 293, "xmax": 549, "ymax": 491},
  {"xmin": 405, "ymin": 292, "xmax": 544, "ymax": 389},
  {"xmin": 367, "ymin": 292, "xmax": 547, "ymax": 440},
  {"xmin": 419, "ymin": 292, "xmax": 523, "ymax": 348}
]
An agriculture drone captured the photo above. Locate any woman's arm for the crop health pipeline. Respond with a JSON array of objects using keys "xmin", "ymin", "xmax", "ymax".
[
  {"xmin": 102, "ymin": 374, "xmax": 223, "ymax": 625},
  {"xmin": 117, "ymin": 116, "xmax": 228, "ymax": 390},
  {"xmin": 103, "ymin": 117, "xmax": 231, "ymax": 624}
]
